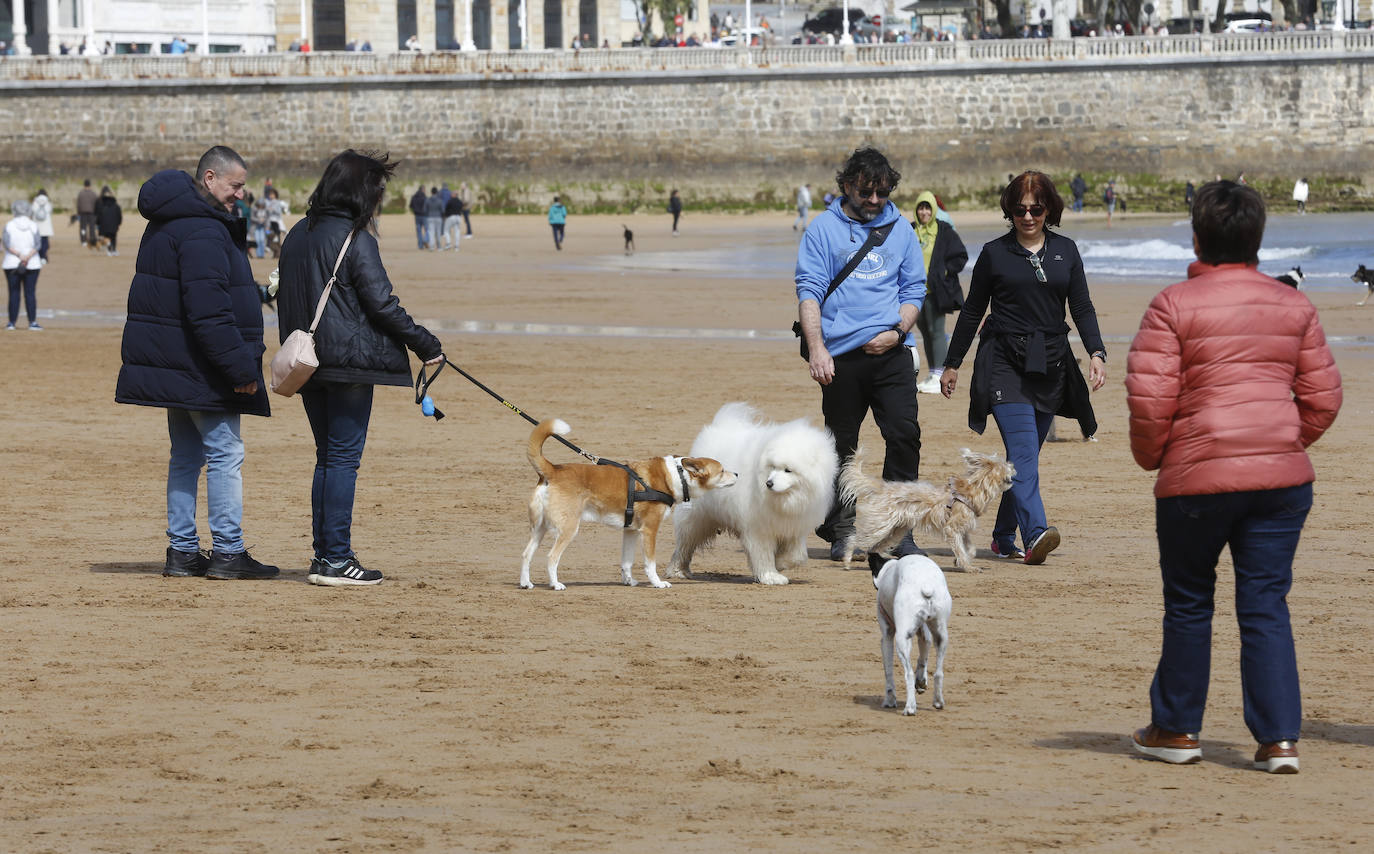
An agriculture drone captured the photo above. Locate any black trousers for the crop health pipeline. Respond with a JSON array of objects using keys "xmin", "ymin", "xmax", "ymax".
[{"xmin": 818, "ymin": 345, "xmax": 921, "ymax": 539}]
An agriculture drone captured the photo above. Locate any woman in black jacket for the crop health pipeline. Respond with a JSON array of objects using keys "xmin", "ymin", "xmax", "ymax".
[
  {"xmin": 94, "ymin": 186, "xmax": 123, "ymax": 256},
  {"xmin": 940, "ymin": 171, "xmax": 1107, "ymax": 566},
  {"xmin": 911, "ymin": 190, "xmax": 967, "ymax": 394},
  {"xmin": 278, "ymin": 150, "xmax": 445, "ymax": 587}
]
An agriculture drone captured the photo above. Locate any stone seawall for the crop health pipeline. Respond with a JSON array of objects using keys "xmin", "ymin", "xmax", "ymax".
[{"xmin": 3, "ymin": 54, "xmax": 1371, "ymax": 207}]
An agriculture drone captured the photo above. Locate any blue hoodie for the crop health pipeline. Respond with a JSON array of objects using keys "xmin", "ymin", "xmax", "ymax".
[{"xmin": 795, "ymin": 197, "xmax": 926, "ymax": 358}]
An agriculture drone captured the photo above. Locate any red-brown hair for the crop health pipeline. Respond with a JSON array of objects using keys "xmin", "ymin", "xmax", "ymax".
[{"xmin": 1000, "ymin": 171, "xmax": 1065, "ymax": 228}]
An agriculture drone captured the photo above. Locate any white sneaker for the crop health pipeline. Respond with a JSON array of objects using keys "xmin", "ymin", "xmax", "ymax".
[
  {"xmin": 4, "ymin": 323, "xmax": 14, "ymax": 331},
  {"xmin": 917, "ymin": 376, "xmax": 942, "ymax": 394}
]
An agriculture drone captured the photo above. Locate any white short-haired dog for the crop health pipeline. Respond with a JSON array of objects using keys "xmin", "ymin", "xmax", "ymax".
[{"xmin": 876, "ymin": 555, "xmax": 951, "ymax": 715}]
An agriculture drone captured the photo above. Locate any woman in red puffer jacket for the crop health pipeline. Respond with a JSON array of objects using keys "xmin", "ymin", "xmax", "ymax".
[{"xmin": 1125, "ymin": 180, "xmax": 1341, "ymax": 775}]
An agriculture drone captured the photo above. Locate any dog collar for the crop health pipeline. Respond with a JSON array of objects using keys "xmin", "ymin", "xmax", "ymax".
[
  {"xmin": 672, "ymin": 457, "xmax": 692, "ymax": 503},
  {"xmin": 946, "ymin": 477, "xmax": 974, "ymax": 511}
]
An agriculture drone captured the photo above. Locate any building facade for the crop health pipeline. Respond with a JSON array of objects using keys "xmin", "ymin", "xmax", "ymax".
[
  {"xmin": 2, "ymin": 0, "xmax": 277, "ymax": 55},
  {"xmin": 283, "ymin": 0, "xmax": 710, "ymax": 51}
]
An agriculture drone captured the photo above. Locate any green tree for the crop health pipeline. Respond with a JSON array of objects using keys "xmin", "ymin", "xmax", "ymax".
[{"xmin": 634, "ymin": 0, "xmax": 698, "ymax": 41}]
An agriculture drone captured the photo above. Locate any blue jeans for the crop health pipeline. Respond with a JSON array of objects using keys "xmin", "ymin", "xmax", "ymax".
[
  {"xmin": 426, "ymin": 217, "xmax": 443, "ymax": 250},
  {"xmin": 1150, "ymin": 483, "xmax": 1311, "ymax": 744},
  {"xmin": 300, "ymin": 383, "xmax": 374, "ymax": 561},
  {"xmin": 551, "ymin": 223, "xmax": 565, "ymax": 248},
  {"xmin": 990, "ymin": 403, "xmax": 1053, "ymax": 550},
  {"xmin": 166, "ymin": 408, "xmax": 245, "ymax": 554},
  {"xmin": 414, "ymin": 216, "xmax": 427, "ymax": 249},
  {"xmin": 252, "ymin": 224, "xmax": 267, "ymax": 258}
]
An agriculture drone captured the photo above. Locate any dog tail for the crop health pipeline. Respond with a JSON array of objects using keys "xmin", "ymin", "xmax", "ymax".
[
  {"xmin": 838, "ymin": 445, "xmax": 877, "ymax": 507},
  {"xmin": 921, "ymin": 584, "xmax": 936, "ymax": 599},
  {"xmin": 527, "ymin": 418, "xmax": 571, "ymax": 481}
]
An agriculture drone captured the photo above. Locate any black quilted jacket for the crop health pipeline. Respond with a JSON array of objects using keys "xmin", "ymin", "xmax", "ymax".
[{"xmin": 276, "ymin": 211, "xmax": 442, "ymax": 388}]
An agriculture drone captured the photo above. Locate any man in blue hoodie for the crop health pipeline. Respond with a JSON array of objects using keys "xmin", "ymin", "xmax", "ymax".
[
  {"xmin": 115, "ymin": 146, "xmax": 279, "ymax": 581},
  {"xmin": 796, "ymin": 147, "xmax": 927, "ymax": 571}
]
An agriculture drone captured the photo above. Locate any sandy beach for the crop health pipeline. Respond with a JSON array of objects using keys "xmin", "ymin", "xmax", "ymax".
[{"xmin": 2, "ymin": 210, "xmax": 1371, "ymax": 851}]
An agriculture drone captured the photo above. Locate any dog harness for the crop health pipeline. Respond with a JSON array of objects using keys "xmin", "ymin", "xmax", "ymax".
[
  {"xmin": 945, "ymin": 478, "xmax": 975, "ymax": 511},
  {"xmin": 597, "ymin": 457, "xmax": 690, "ymax": 527}
]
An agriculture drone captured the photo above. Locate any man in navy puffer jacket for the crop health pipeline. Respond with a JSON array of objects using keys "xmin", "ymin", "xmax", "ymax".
[{"xmin": 115, "ymin": 146, "xmax": 280, "ymax": 581}]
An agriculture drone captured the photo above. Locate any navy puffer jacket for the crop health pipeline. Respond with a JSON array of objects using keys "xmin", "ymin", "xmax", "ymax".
[
  {"xmin": 115, "ymin": 170, "xmax": 269, "ymax": 416},
  {"xmin": 276, "ymin": 211, "xmax": 442, "ymax": 387}
]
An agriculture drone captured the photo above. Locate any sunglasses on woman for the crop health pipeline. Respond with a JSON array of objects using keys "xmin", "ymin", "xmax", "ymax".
[{"xmin": 1013, "ymin": 205, "xmax": 1046, "ymax": 218}]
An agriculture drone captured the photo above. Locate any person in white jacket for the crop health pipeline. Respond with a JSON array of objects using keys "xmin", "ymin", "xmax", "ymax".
[
  {"xmin": 1291, "ymin": 177, "xmax": 1309, "ymax": 215},
  {"xmin": 30, "ymin": 189, "xmax": 54, "ymax": 262},
  {"xmin": 794, "ymin": 183, "xmax": 812, "ymax": 232}
]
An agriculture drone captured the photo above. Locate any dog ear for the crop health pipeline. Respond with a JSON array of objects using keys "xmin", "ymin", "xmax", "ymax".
[
  {"xmin": 680, "ymin": 458, "xmax": 707, "ymax": 476},
  {"xmin": 960, "ymin": 447, "xmax": 980, "ymax": 466}
]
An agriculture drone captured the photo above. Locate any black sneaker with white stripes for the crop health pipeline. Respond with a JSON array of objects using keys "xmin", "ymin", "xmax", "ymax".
[{"xmin": 308, "ymin": 556, "xmax": 383, "ymax": 587}]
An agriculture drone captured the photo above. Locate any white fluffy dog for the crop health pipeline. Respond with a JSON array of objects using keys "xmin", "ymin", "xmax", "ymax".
[
  {"xmin": 665, "ymin": 402, "xmax": 837, "ymax": 585},
  {"xmin": 876, "ymin": 555, "xmax": 951, "ymax": 715}
]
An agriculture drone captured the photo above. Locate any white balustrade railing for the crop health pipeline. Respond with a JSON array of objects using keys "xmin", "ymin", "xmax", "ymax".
[{"xmin": 1, "ymin": 31, "xmax": 1370, "ymax": 82}]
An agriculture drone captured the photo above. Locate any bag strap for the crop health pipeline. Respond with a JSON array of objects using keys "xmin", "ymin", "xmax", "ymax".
[
  {"xmin": 307, "ymin": 231, "xmax": 355, "ymax": 335},
  {"xmin": 819, "ymin": 221, "xmax": 894, "ymax": 308}
]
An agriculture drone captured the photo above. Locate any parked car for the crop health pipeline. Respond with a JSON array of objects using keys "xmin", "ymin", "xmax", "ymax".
[
  {"xmin": 1223, "ymin": 18, "xmax": 1269, "ymax": 32},
  {"xmin": 802, "ymin": 7, "xmax": 867, "ymax": 35}
]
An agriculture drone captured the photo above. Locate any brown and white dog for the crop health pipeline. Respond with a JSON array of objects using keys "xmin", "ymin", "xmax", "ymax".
[
  {"xmin": 839, "ymin": 446, "xmax": 1015, "ymax": 572},
  {"xmin": 519, "ymin": 419, "xmax": 736, "ymax": 590}
]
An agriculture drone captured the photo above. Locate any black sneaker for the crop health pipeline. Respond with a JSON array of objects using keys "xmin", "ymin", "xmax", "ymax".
[
  {"xmin": 308, "ymin": 556, "xmax": 383, "ymax": 587},
  {"xmin": 206, "ymin": 549, "xmax": 280, "ymax": 580},
  {"xmin": 893, "ymin": 532, "xmax": 927, "ymax": 558},
  {"xmin": 163, "ymin": 546, "xmax": 209, "ymax": 577}
]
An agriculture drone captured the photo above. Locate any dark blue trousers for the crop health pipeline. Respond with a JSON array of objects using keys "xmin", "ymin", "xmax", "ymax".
[
  {"xmin": 1150, "ymin": 483, "xmax": 1312, "ymax": 744},
  {"xmin": 300, "ymin": 383, "xmax": 374, "ymax": 562},
  {"xmin": 990, "ymin": 402, "xmax": 1054, "ymax": 551}
]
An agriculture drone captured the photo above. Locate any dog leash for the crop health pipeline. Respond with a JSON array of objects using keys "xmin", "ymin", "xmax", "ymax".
[{"xmin": 414, "ymin": 358, "xmax": 678, "ymax": 526}]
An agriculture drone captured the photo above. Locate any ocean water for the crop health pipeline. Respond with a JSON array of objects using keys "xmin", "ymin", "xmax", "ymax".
[
  {"xmin": 1063, "ymin": 212, "xmax": 1373, "ymax": 290},
  {"xmin": 576, "ymin": 211, "xmax": 1373, "ymax": 294}
]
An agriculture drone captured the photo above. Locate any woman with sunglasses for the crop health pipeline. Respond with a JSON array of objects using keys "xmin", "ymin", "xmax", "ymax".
[{"xmin": 939, "ymin": 170, "xmax": 1107, "ymax": 565}]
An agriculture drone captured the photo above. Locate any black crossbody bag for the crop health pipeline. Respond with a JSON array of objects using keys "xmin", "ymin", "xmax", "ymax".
[{"xmin": 792, "ymin": 222, "xmax": 895, "ymax": 360}]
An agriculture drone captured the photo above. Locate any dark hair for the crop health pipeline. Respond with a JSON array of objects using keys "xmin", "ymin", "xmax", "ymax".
[
  {"xmin": 1000, "ymin": 171, "xmax": 1065, "ymax": 228},
  {"xmin": 195, "ymin": 145, "xmax": 246, "ymax": 190},
  {"xmin": 1191, "ymin": 180, "xmax": 1265, "ymax": 265},
  {"xmin": 307, "ymin": 149, "xmax": 398, "ymax": 235},
  {"xmin": 835, "ymin": 147, "xmax": 901, "ymax": 195}
]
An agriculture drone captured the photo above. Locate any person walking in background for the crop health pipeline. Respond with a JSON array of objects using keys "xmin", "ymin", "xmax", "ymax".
[
  {"xmin": 264, "ymin": 188, "xmax": 289, "ymax": 258},
  {"xmin": 277, "ymin": 150, "xmax": 445, "ymax": 587},
  {"xmin": 1103, "ymin": 180, "xmax": 1117, "ymax": 227},
  {"xmin": 1184, "ymin": 180, "xmax": 1196, "ymax": 211},
  {"xmin": 796, "ymin": 147, "xmax": 927, "ymax": 571},
  {"xmin": 794, "ymin": 182, "xmax": 812, "ymax": 232},
  {"xmin": 911, "ymin": 190, "xmax": 968, "ymax": 394},
  {"xmin": 940, "ymin": 171, "xmax": 1107, "ymax": 565},
  {"xmin": 4, "ymin": 200, "xmax": 44, "ymax": 331},
  {"xmin": 458, "ymin": 181, "xmax": 475, "ymax": 236},
  {"xmin": 94, "ymin": 186, "xmax": 123, "ymax": 256},
  {"xmin": 424, "ymin": 187, "xmax": 444, "ymax": 251},
  {"xmin": 114, "ymin": 145, "xmax": 279, "ymax": 581},
  {"xmin": 1292, "ymin": 176, "xmax": 1309, "ymax": 214},
  {"xmin": 1069, "ymin": 173, "xmax": 1087, "ymax": 213},
  {"xmin": 409, "ymin": 185, "xmax": 428, "ymax": 249},
  {"xmin": 668, "ymin": 189, "xmax": 683, "ymax": 236},
  {"xmin": 548, "ymin": 195, "xmax": 568, "ymax": 250},
  {"xmin": 249, "ymin": 194, "xmax": 270, "ymax": 258},
  {"xmin": 442, "ymin": 191, "xmax": 464, "ymax": 251},
  {"xmin": 1125, "ymin": 180, "xmax": 1341, "ymax": 774},
  {"xmin": 76, "ymin": 179, "xmax": 98, "ymax": 248},
  {"xmin": 30, "ymin": 188, "xmax": 53, "ymax": 262}
]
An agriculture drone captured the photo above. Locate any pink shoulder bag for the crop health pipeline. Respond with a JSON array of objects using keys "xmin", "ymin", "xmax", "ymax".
[{"xmin": 270, "ymin": 231, "xmax": 355, "ymax": 397}]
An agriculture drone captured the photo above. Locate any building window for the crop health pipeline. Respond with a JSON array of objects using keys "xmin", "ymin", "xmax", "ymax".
[
  {"xmin": 437, "ymin": 0, "xmax": 456, "ymax": 48},
  {"xmin": 545, "ymin": 0, "xmax": 563, "ymax": 48},
  {"xmin": 314, "ymin": 0, "xmax": 346, "ymax": 50},
  {"xmin": 398, "ymin": 0, "xmax": 417, "ymax": 50}
]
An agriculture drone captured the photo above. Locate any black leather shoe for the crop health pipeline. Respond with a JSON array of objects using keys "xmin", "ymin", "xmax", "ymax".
[
  {"xmin": 206, "ymin": 550, "xmax": 280, "ymax": 580},
  {"xmin": 893, "ymin": 533, "xmax": 927, "ymax": 558},
  {"xmin": 163, "ymin": 546, "xmax": 209, "ymax": 577}
]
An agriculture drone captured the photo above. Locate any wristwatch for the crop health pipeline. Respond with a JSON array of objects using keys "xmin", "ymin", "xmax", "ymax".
[
  {"xmin": 891, "ymin": 323, "xmax": 905, "ymax": 336},
  {"xmin": 1091, "ymin": 350, "xmax": 1107, "ymax": 362}
]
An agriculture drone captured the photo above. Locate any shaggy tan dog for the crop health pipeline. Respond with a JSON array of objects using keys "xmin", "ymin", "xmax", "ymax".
[{"xmin": 839, "ymin": 447, "xmax": 1015, "ymax": 572}]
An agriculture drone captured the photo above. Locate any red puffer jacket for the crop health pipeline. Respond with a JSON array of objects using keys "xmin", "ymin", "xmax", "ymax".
[{"xmin": 1126, "ymin": 261, "xmax": 1342, "ymax": 498}]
